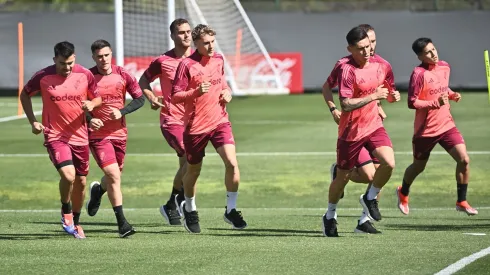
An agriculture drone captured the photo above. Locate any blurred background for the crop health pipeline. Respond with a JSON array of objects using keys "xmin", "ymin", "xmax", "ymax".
[{"xmin": 1, "ymin": 0, "xmax": 490, "ymax": 97}]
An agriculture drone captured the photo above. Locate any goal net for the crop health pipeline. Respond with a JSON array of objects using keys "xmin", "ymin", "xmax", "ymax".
[{"xmin": 118, "ymin": 0, "xmax": 289, "ymax": 96}]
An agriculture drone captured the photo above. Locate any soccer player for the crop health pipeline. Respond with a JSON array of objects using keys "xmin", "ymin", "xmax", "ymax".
[
  {"xmin": 84, "ymin": 39, "xmax": 145, "ymax": 238},
  {"xmin": 171, "ymin": 24, "xmax": 246, "ymax": 234},
  {"xmin": 138, "ymin": 18, "xmax": 193, "ymax": 226},
  {"xmin": 19, "ymin": 41, "xmax": 101, "ymax": 239},
  {"xmin": 322, "ymin": 24, "xmax": 398, "ymax": 233},
  {"xmin": 321, "ymin": 27, "xmax": 400, "ymax": 237},
  {"xmin": 396, "ymin": 37, "xmax": 478, "ymax": 216}
]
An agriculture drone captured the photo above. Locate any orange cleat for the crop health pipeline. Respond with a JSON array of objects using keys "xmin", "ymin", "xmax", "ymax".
[
  {"xmin": 456, "ymin": 201, "xmax": 478, "ymax": 216},
  {"xmin": 396, "ymin": 186, "xmax": 409, "ymax": 215}
]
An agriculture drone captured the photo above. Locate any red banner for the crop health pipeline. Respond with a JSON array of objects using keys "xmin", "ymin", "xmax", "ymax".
[{"xmin": 121, "ymin": 52, "xmax": 303, "ymax": 94}]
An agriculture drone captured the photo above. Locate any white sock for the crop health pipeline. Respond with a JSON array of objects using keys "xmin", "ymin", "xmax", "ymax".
[
  {"xmin": 326, "ymin": 203, "xmax": 337, "ymax": 220},
  {"xmin": 367, "ymin": 186, "xmax": 381, "ymax": 200},
  {"xmin": 185, "ymin": 196, "xmax": 196, "ymax": 212},
  {"xmin": 226, "ymin": 192, "xmax": 238, "ymax": 213},
  {"xmin": 359, "ymin": 211, "xmax": 371, "ymax": 225}
]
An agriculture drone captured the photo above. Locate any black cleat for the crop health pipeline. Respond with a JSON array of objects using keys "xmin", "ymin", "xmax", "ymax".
[
  {"xmin": 86, "ymin": 181, "xmax": 104, "ymax": 217},
  {"xmin": 360, "ymin": 194, "xmax": 382, "ymax": 221},
  {"xmin": 322, "ymin": 214, "xmax": 339, "ymax": 237},
  {"xmin": 224, "ymin": 207, "xmax": 247, "ymax": 229},
  {"xmin": 181, "ymin": 201, "xmax": 201, "ymax": 234},
  {"xmin": 174, "ymin": 193, "xmax": 185, "ymax": 217},
  {"xmin": 159, "ymin": 204, "xmax": 182, "ymax": 225},
  {"xmin": 354, "ymin": 220, "xmax": 381, "ymax": 234},
  {"xmin": 119, "ymin": 222, "xmax": 136, "ymax": 238}
]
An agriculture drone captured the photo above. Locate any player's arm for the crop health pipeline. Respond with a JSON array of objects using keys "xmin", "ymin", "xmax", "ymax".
[
  {"xmin": 321, "ymin": 80, "xmax": 341, "ymax": 124},
  {"xmin": 408, "ymin": 70, "xmax": 444, "ymax": 109},
  {"xmin": 139, "ymin": 62, "xmax": 164, "ymax": 109},
  {"xmin": 377, "ymin": 101, "xmax": 387, "ymax": 120},
  {"xmin": 117, "ymin": 69, "xmax": 145, "ymax": 117},
  {"xmin": 220, "ymin": 65, "xmax": 232, "ymax": 104},
  {"xmin": 338, "ymin": 66, "xmax": 388, "ymax": 112},
  {"xmin": 171, "ymin": 62, "xmax": 202, "ymax": 104},
  {"xmin": 82, "ymin": 71, "xmax": 102, "ymax": 111},
  {"xmin": 21, "ymin": 72, "xmax": 45, "ymax": 134}
]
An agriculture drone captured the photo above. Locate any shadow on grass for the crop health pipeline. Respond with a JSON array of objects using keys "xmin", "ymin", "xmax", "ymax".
[
  {"xmin": 0, "ymin": 232, "xmax": 67, "ymax": 240},
  {"xmin": 384, "ymin": 223, "xmax": 490, "ymax": 231}
]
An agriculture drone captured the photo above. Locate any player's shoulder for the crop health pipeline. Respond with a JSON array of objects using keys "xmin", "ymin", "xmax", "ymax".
[
  {"xmin": 72, "ymin": 64, "xmax": 93, "ymax": 76},
  {"xmin": 411, "ymin": 64, "xmax": 427, "ymax": 78},
  {"xmin": 372, "ymin": 54, "xmax": 393, "ymax": 68},
  {"xmin": 336, "ymin": 55, "xmax": 352, "ymax": 65},
  {"xmin": 88, "ymin": 65, "xmax": 99, "ymax": 75},
  {"xmin": 32, "ymin": 65, "xmax": 56, "ymax": 79},
  {"xmin": 437, "ymin": 60, "xmax": 450, "ymax": 68},
  {"xmin": 180, "ymin": 51, "xmax": 201, "ymax": 68},
  {"xmin": 213, "ymin": 52, "xmax": 225, "ymax": 62}
]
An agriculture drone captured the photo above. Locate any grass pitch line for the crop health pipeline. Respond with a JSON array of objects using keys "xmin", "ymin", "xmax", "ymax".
[
  {"xmin": 1, "ymin": 151, "xmax": 490, "ymax": 158},
  {"xmin": 434, "ymin": 246, "xmax": 490, "ymax": 275},
  {"xmin": 1, "ymin": 207, "xmax": 490, "ymax": 213},
  {"xmin": 0, "ymin": 110, "xmax": 42, "ymax": 123}
]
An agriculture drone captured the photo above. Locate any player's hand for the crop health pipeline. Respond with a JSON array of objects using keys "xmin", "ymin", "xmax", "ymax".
[
  {"xmin": 82, "ymin": 100, "xmax": 95, "ymax": 112},
  {"xmin": 220, "ymin": 89, "xmax": 232, "ymax": 104},
  {"xmin": 331, "ymin": 109, "xmax": 341, "ymax": 125},
  {"xmin": 31, "ymin": 121, "xmax": 45, "ymax": 135},
  {"xmin": 374, "ymin": 85, "xmax": 389, "ymax": 100},
  {"xmin": 150, "ymin": 95, "xmax": 165, "ymax": 110},
  {"xmin": 387, "ymin": 90, "xmax": 401, "ymax": 103},
  {"xmin": 89, "ymin": 118, "xmax": 104, "ymax": 131},
  {"xmin": 451, "ymin": 92, "xmax": 462, "ymax": 102},
  {"xmin": 438, "ymin": 93, "xmax": 449, "ymax": 106},
  {"xmin": 199, "ymin": 82, "xmax": 211, "ymax": 95},
  {"xmin": 110, "ymin": 107, "xmax": 122, "ymax": 120}
]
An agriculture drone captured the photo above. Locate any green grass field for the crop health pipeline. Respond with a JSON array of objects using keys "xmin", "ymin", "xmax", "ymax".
[{"xmin": 0, "ymin": 93, "xmax": 489, "ymax": 274}]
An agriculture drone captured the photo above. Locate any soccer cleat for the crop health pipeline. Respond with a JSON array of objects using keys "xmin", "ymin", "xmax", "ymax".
[
  {"xmin": 354, "ymin": 220, "xmax": 381, "ymax": 234},
  {"xmin": 396, "ymin": 186, "xmax": 410, "ymax": 215},
  {"xmin": 174, "ymin": 193, "xmax": 185, "ymax": 217},
  {"xmin": 86, "ymin": 181, "xmax": 103, "ymax": 217},
  {"xmin": 322, "ymin": 214, "xmax": 338, "ymax": 237},
  {"xmin": 330, "ymin": 163, "xmax": 344, "ymax": 199},
  {"xmin": 118, "ymin": 222, "xmax": 136, "ymax": 238},
  {"xmin": 456, "ymin": 201, "xmax": 478, "ymax": 216},
  {"xmin": 181, "ymin": 201, "xmax": 201, "ymax": 234},
  {"xmin": 61, "ymin": 212, "xmax": 76, "ymax": 235},
  {"xmin": 224, "ymin": 207, "xmax": 247, "ymax": 229},
  {"xmin": 73, "ymin": 225, "xmax": 86, "ymax": 239},
  {"xmin": 360, "ymin": 194, "xmax": 382, "ymax": 221},
  {"xmin": 159, "ymin": 204, "xmax": 182, "ymax": 225}
]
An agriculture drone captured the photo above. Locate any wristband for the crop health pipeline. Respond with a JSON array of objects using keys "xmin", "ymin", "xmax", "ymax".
[{"xmin": 329, "ymin": 106, "xmax": 337, "ymax": 113}]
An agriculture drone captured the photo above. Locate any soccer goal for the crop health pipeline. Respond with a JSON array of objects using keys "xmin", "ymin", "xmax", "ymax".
[{"xmin": 114, "ymin": 0, "xmax": 289, "ymax": 96}]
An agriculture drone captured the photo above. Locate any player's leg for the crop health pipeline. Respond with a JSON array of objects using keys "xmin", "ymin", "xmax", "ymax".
[
  {"xmin": 361, "ymin": 128, "xmax": 394, "ymax": 221},
  {"xmin": 323, "ymin": 138, "xmax": 364, "ymax": 237},
  {"xmin": 212, "ymin": 122, "xmax": 247, "ymax": 229},
  {"xmin": 396, "ymin": 135, "xmax": 435, "ymax": 215},
  {"xmin": 160, "ymin": 125, "xmax": 186, "ymax": 225},
  {"xmin": 107, "ymin": 139, "xmax": 135, "ymax": 237},
  {"xmin": 70, "ymin": 144, "xmax": 90, "ymax": 239},
  {"xmin": 46, "ymin": 141, "xmax": 77, "ymax": 235},
  {"xmin": 441, "ymin": 128, "xmax": 477, "ymax": 215},
  {"xmin": 180, "ymin": 132, "xmax": 208, "ymax": 234}
]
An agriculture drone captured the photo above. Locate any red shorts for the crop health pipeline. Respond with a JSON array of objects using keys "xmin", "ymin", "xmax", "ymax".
[
  {"xmin": 45, "ymin": 140, "xmax": 90, "ymax": 176},
  {"xmin": 412, "ymin": 127, "xmax": 464, "ymax": 160},
  {"xmin": 89, "ymin": 139, "xmax": 127, "ymax": 171},
  {"xmin": 161, "ymin": 124, "xmax": 185, "ymax": 157},
  {"xmin": 356, "ymin": 147, "xmax": 380, "ymax": 167},
  {"xmin": 337, "ymin": 127, "xmax": 392, "ymax": 170},
  {"xmin": 184, "ymin": 122, "xmax": 235, "ymax": 165}
]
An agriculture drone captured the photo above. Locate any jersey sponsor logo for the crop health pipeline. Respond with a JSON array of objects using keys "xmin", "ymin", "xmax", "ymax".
[
  {"xmin": 102, "ymin": 94, "xmax": 122, "ymax": 103},
  {"xmin": 210, "ymin": 77, "xmax": 222, "ymax": 86},
  {"xmin": 357, "ymin": 87, "xmax": 376, "ymax": 97},
  {"xmin": 50, "ymin": 94, "xmax": 83, "ymax": 102},
  {"xmin": 428, "ymin": 86, "xmax": 448, "ymax": 95}
]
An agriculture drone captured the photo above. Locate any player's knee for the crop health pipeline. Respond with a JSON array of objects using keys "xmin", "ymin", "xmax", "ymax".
[
  {"xmin": 224, "ymin": 160, "xmax": 238, "ymax": 172},
  {"xmin": 383, "ymin": 159, "xmax": 396, "ymax": 170},
  {"xmin": 186, "ymin": 165, "xmax": 201, "ymax": 178},
  {"xmin": 61, "ymin": 170, "xmax": 76, "ymax": 184},
  {"xmin": 458, "ymin": 155, "xmax": 470, "ymax": 167}
]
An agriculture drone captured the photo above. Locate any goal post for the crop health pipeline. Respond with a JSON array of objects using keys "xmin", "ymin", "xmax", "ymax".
[{"xmin": 114, "ymin": 0, "xmax": 289, "ymax": 96}]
